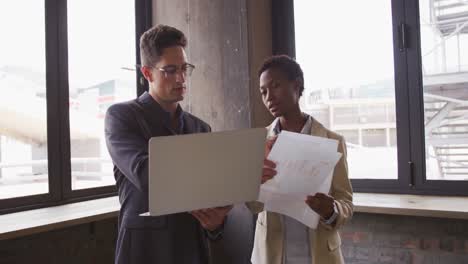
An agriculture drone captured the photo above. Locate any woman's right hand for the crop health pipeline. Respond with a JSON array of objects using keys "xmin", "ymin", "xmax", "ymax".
[
  {"xmin": 262, "ymin": 136, "xmax": 277, "ymax": 184},
  {"xmin": 262, "ymin": 158, "xmax": 277, "ymax": 184}
]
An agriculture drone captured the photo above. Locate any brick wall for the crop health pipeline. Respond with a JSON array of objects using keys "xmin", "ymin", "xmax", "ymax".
[
  {"xmin": 2, "ymin": 212, "xmax": 467, "ymax": 264},
  {"xmin": 341, "ymin": 213, "xmax": 468, "ymax": 264},
  {"xmin": 0, "ymin": 218, "xmax": 117, "ymax": 264}
]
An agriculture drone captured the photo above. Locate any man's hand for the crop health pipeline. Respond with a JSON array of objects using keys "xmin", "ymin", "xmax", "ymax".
[
  {"xmin": 305, "ymin": 193, "xmax": 335, "ymax": 219},
  {"xmin": 191, "ymin": 205, "xmax": 233, "ymax": 231}
]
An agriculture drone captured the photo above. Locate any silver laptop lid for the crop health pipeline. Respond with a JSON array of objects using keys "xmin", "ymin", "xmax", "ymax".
[{"xmin": 147, "ymin": 128, "xmax": 267, "ymax": 216}]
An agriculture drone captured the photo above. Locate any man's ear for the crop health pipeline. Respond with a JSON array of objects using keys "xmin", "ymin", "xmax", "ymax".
[{"xmin": 141, "ymin": 66, "xmax": 153, "ymax": 83}]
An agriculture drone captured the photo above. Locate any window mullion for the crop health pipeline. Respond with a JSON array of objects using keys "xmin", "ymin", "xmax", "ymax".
[{"xmin": 45, "ymin": 0, "xmax": 66, "ymax": 201}]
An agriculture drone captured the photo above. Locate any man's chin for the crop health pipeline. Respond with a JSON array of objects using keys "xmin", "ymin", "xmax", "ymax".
[
  {"xmin": 171, "ymin": 94, "xmax": 185, "ymax": 103},
  {"xmin": 172, "ymin": 89, "xmax": 186, "ymax": 100}
]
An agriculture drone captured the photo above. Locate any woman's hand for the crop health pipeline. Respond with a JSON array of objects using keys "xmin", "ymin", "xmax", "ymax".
[
  {"xmin": 305, "ymin": 193, "xmax": 335, "ymax": 219},
  {"xmin": 262, "ymin": 136, "xmax": 277, "ymax": 184}
]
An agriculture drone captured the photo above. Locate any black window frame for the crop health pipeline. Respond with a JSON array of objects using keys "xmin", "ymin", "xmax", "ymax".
[
  {"xmin": 0, "ymin": 0, "xmax": 152, "ymax": 215},
  {"xmin": 274, "ymin": 0, "xmax": 468, "ymax": 196}
]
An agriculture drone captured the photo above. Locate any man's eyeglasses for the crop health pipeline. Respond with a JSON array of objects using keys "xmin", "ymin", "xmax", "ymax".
[
  {"xmin": 139, "ymin": 63, "xmax": 195, "ymax": 78},
  {"xmin": 159, "ymin": 63, "xmax": 195, "ymax": 78}
]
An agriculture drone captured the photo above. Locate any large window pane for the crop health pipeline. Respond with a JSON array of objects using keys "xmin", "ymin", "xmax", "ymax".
[
  {"xmin": 295, "ymin": 0, "xmax": 398, "ymax": 179},
  {"xmin": 0, "ymin": 1, "xmax": 48, "ymax": 199},
  {"xmin": 68, "ymin": 0, "xmax": 136, "ymax": 190},
  {"xmin": 419, "ymin": 0, "xmax": 468, "ymax": 181}
]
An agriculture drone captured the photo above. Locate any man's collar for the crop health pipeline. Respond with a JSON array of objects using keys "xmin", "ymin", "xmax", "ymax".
[{"xmin": 138, "ymin": 92, "xmax": 185, "ymax": 123}]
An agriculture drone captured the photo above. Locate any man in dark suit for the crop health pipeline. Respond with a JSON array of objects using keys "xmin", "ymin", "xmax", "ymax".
[{"xmin": 105, "ymin": 24, "xmax": 231, "ymax": 264}]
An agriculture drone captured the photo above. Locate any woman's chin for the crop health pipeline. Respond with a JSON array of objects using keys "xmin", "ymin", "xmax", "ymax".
[{"xmin": 270, "ymin": 111, "xmax": 282, "ymax": 118}]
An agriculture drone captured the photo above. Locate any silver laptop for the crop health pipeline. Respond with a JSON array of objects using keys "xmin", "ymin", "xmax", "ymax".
[{"xmin": 147, "ymin": 128, "xmax": 267, "ymax": 216}]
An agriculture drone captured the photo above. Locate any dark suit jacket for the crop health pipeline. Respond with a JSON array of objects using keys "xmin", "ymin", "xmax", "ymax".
[{"xmin": 105, "ymin": 92, "xmax": 212, "ymax": 264}]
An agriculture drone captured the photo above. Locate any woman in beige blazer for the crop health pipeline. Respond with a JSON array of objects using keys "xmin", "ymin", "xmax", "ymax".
[{"xmin": 249, "ymin": 55, "xmax": 353, "ymax": 264}]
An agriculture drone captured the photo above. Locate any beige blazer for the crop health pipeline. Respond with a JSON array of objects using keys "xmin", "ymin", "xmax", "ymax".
[{"xmin": 248, "ymin": 117, "xmax": 353, "ymax": 264}]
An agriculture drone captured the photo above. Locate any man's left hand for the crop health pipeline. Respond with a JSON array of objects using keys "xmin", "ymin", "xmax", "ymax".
[
  {"xmin": 190, "ymin": 205, "xmax": 233, "ymax": 231},
  {"xmin": 305, "ymin": 193, "xmax": 335, "ymax": 219}
]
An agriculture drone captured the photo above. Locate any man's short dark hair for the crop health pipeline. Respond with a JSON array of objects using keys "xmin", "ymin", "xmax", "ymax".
[
  {"xmin": 258, "ymin": 55, "xmax": 304, "ymax": 97},
  {"xmin": 140, "ymin": 24, "xmax": 187, "ymax": 67}
]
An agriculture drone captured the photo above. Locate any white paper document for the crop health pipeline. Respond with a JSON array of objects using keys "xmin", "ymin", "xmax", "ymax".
[{"xmin": 259, "ymin": 131, "xmax": 342, "ymax": 229}]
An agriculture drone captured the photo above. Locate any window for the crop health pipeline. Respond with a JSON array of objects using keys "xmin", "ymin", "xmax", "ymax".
[
  {"xmin": 0, "ymin": 1, "xmax": 48, "ymax": 200},
  {"xmin": 68, "ymin": 0, "xmax": 137, "ymax": 190},
  {"xmin": 0, "ymin": 0, "xmax": 151, "ymax": 214},
  {"xmin": 335, "ymin": 130, "xmax": 359, "ymax": 146},
  {"xmin": 362, "ymin": 129, "xmax": 387, "ymax": 147},
  {"xmin": 419, "ymin": 0, "xmax": 468, "ymax": 182},
  {"xmin": 281, "ymin": 0, "xmax": 468, "ymax": 194},
  {"xmin": 295, "ymin": 0, "xmax": 398, "ymax": 181}
]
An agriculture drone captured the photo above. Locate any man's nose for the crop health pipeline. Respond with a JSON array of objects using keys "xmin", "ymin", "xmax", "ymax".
[{"xmin": 175, "ymin": 71, "xmax": 186, "ymax": 83}]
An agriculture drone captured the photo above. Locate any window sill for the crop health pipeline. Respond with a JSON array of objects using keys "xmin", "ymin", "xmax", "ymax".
[
  {"xmin": 354, "ymin": 193, "xmax": 468, "ymax": 220},
  {"xmin": 2, "ymin": 193, "xmax": 468, "ymax": 241},
  {"xmin": 0, "ymin": 196, "xmax": 120, "ymax": 241}
]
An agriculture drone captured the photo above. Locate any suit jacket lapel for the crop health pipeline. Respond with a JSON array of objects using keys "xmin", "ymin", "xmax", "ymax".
[
  {"xmin": 182, "ymin": 114, "xmax": 197, "ymax": 134},
  {"xmin": 136, "ymin": 93, "xmax": 179, "ymax": 136}
]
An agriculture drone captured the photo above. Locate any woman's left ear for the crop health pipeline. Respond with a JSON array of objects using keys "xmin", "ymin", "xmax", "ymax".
[{"xmin": 294, "ymin": 78, "xmax": 303, "ymax": 95}]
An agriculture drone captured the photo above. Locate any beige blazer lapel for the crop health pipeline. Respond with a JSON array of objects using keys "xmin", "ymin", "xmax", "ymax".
[{"xmin": 310, "ymin": 116, "xmax": 328, "ymax": 138}]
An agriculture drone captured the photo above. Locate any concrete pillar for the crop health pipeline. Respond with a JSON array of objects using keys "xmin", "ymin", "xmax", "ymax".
[
  {"xmin": 152, "ymin": 0, "xmax": 273, "ymax": 262},
  {"xmin": 247, "ymin": 0, "xmax": 274, "ymax": 128}
]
